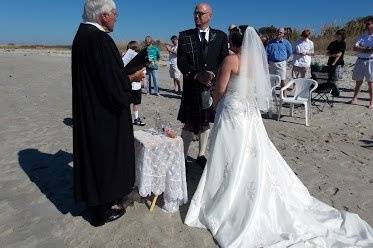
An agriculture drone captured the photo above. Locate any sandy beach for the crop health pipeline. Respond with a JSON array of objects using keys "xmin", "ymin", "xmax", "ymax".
[{"xmin": 0, "ymin": 49, "xmax": 372, "ymax": 248}]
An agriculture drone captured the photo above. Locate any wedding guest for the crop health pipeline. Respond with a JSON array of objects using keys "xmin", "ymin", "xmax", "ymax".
[
  {"xmin": 292, "ymin": 29, "xmax": 314, "ymax": 78},
  {"xmin": 122, "ymin": 41, "xmax": 146, "ymax": 126},
  {"xmin": 145, "ymin": 36, "xmax": 161, "ymax": 95},
  {"xmin": 326, "ymin": 29, "xmax": 346, "ymax": 82},
  {"xmin": 266, "ymin": 27, "xmax": 292, "ymax": 90},
  {"xmin": 177, "ymin": 2, "xmax": 228, "ymax": 169},
  {"xmin": 72, "ymin": 0, "xmax": 145, "ymax": 226},
  {"xmin": 351, "ymin": 18, "xmax": 373, "ymax": 109},
  {"xmin": 166, "ymin": 35, "xmax": 182, "ymax": 94}
]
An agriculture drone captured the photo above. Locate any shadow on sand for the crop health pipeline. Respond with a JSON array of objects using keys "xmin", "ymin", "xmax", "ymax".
[{"xmin": 18, "ymin": 149, "xmax": 88, "ymax": 219}]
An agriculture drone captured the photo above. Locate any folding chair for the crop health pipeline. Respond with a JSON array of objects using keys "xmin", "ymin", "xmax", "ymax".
[{"xmin": 311, "ymin": 65, "xmax": 337, "ymax": 111}]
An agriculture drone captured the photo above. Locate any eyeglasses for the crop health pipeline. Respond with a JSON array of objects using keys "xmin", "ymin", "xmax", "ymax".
[{"xmin": 193, "ymin": 11, "xmax": 208, "ymax": 17}]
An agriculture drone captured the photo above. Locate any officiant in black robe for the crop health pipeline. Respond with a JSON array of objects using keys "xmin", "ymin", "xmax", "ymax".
[
  {"xmin": 177, "ymin": 3, "xmax": 228, "ymax": 168},
  {"xmin": 72, "ymin": 0, "xmax": 145, "ymax": 226}
]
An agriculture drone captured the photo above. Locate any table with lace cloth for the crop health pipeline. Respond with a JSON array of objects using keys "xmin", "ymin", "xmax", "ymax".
[{"xmin": 134, "ymin": 130, "xmax": 188, "ymax": 213}]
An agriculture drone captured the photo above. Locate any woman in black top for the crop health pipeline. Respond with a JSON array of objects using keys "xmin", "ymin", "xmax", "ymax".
[{"xmin": 326, "ymin": 29, "xmax": 347, "ymax": 81}]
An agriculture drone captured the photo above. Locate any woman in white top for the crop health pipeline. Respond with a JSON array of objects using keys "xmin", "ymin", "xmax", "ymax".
[
  {"xmin": 166, "ymin": 35, "xmax": 182, "ymax": 94},
  {"xmin": 292, "ymin": 29, "xmax": 314, "ymax": 78},
  {"xmin": 351, "ymin": 18, "xmax": 373, "ymax": 109}
]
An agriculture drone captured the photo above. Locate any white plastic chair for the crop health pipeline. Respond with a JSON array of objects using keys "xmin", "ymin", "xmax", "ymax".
[
  {"xmin": 277, "ymin": 78, "xmax": 318, "ymax": 126},
  {"xmin": 268, "ymin": 74, "xmax": 281, "ymax": 118}
]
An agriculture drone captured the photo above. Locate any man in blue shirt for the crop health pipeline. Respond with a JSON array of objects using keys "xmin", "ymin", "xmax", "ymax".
[{"xmin": 266, "ymin": 28, "xmax": 293, "ymax": 89}]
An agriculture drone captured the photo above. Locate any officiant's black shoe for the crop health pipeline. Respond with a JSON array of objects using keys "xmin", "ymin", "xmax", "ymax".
[
  {"xmin": 196, "ymin": 156, "xmax": 207, "ymax": 169},
  {"xmin": 89, "ymin": 207, "xmax": 125, "ymax": 227},
  {"xmin": 105, "ymin": 208, "xmax": 125, "ymax": 223}
]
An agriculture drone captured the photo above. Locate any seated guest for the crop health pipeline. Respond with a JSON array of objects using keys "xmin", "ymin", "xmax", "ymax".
[
  {"xmin": 326, "ymin": 29, "xmax": 346, "ymax": 82},
  {"xmin": 292, "ymin": 29, "xmax": 314, "ymax": 78},
  {"xmin": 266, "ymin": 27, "xmax": 293, "ymax": 91},
  {"xmin": 350, "ymin": 18, "xmax": 373, "ymax": 109},
  {"xmin": 122, "ymin": 41, "xmax": 146, "ymax": 126}
]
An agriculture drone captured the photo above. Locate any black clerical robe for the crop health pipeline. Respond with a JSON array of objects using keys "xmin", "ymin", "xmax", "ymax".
[{"xmin": 72, "ymin": 23, "xmax": 135, "ymax": 206}]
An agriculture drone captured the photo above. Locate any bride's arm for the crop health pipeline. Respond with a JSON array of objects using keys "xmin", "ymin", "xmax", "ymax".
[{"xmin": 213, "ymin": 55, "xmax": 235, "ymax": 106}]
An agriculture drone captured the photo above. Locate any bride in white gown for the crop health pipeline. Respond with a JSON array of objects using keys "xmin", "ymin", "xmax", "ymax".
[{"xmin": 184, "ymin": 27, "xmax": 373, "ymax": 248}]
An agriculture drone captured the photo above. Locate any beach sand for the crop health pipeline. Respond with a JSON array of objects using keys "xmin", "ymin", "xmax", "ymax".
[{"xmin": 0, "ymin": 49, "xmax": 372, "ymax": 247}]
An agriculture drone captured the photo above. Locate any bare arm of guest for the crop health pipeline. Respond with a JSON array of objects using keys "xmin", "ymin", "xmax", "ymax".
[
  {"xmin": 213, "ymin": 55, "xmax": 238, "ymax": 106},
  {"xmin": 353, "ymin": 44, "xmax": 373, "ymax": 53},
  {"xmin": 330, "ymin": 52, "xmax": 342, "ymax": 65},
  {"xmin": 166, "ymin": 44, "xmax": 177, "ymax": 54}
]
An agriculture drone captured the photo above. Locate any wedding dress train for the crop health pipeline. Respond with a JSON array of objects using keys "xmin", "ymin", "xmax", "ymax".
[{"xmin": 184, "ymin": 72, "xmax": 373, "ymax": 247}]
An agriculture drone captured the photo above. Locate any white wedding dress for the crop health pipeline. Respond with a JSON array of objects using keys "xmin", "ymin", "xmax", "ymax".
[{"xmin": 184, "ymin": 28, "xmax": 373, "ymax": 248}]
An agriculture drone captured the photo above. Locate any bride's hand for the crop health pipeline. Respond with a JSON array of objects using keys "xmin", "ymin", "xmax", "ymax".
[{"xmin": 196, "ymin": 71, "xmax": 214, "ymax": 85}]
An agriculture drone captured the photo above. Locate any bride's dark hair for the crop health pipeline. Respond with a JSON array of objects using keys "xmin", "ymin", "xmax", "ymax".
[
  {"xmin": 230, "ymin": 32, "xmax": 243, "ymax": 47},
  {"xmin": 230, "ymin": 24, "xmax": 249, "ymax": 48}
]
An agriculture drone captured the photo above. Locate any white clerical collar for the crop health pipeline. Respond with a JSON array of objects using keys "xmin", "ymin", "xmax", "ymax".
[{"xmin": 84, "ymin": 22, "xmax": 107, "ymax": 32}]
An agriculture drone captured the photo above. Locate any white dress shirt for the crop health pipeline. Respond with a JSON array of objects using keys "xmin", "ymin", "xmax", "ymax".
[
  {"xmin": 293, "ymin": 38, "xmax": 314, "ymax": 67},
  {"xmin": 198, "ymin": 27, "xmax": 210, "ymax": 42}
]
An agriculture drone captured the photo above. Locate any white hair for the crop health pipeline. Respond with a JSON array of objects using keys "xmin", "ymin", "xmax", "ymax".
[{"xmin": 82, "ymin": 0, "xmax": 116, "ymax": 22}]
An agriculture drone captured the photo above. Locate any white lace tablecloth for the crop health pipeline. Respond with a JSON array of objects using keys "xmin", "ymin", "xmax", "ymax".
[{"xmin": 134, "ymin": 130, "xmax": 188, "ymax": 213}]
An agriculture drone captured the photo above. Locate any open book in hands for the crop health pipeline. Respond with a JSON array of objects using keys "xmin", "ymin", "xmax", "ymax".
[{"xmin": 123, "ymin": 48, "xmax": 150, "ymax": 75}]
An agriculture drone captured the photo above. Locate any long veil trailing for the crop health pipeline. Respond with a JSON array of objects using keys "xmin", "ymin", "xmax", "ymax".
[{"xmin": 238, "ymin": 26, "xmax": 273, "ymax": 112}]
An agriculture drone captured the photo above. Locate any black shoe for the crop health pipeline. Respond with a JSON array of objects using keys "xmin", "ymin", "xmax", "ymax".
[
  {"xmin": 89, "ymin": 206, "xmax": 125, "ymax": 227},
  {"xmin": 196, "ymin": 156, "xmax": 207, "ymax": 169},
  {"xmin": 133, "ymin": 118, "xmax": 146, "ymax": 126},
  {"xmin": 105, "ymin": 208, "xmax": 125, "ymax": 223}
]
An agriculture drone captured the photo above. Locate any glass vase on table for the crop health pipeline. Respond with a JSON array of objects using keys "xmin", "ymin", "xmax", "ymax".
[{"xmin": 153, "ymin": 111, "xmax": 164, "ymax": 135}]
